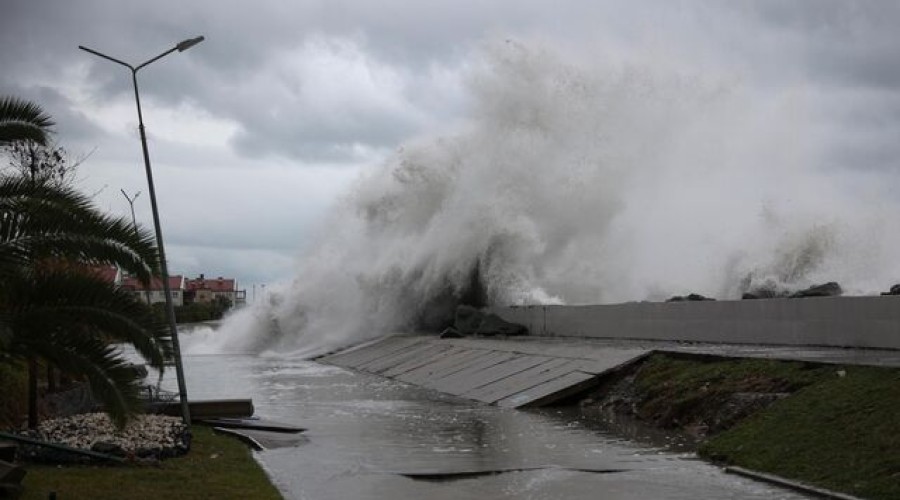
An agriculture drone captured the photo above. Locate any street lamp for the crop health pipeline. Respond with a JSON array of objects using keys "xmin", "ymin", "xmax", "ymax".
[
  {"xmin": 120, "ymin": 188, "xmax": 141, "ymax": 232},
  {"xmin": 79, "ymin": 37, "xmax": 205, "ymax": 427},
  {"xmin": 120, "ymin": 189, "xmax": 151, "ymax": 306}
]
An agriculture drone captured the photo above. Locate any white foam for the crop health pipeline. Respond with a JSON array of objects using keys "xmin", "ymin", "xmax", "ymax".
[{"xmin": 204, "ymin": 39, "xmax": 900, "ymax": 356}]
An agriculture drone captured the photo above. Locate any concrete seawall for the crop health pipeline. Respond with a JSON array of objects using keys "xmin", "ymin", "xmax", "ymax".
[{"xmin": 491, "ymin": 296, "xmax": 900, "ymax": 350}]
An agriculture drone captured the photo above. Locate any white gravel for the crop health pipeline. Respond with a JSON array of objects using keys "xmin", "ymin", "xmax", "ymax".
[{"xmin": 37, "ymin": 413, "xmax": 188, "ymax": 456}]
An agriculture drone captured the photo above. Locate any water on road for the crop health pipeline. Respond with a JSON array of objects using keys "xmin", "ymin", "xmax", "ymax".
[{"xmin": 161, "ymin": 347, "xmax": 811, "ymax": 500}]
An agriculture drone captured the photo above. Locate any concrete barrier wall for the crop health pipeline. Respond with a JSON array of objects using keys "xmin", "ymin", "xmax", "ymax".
[{"xmin": 491, "ymin": 296, "xmax": 900, "ymax": 349}]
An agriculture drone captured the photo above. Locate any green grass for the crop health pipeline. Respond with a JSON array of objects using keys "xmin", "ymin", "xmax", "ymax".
[
  {"xmin": 20, "ymin": 426, "xmax": 283, "ymax": 500},
  {"xmin": 700, "ymin": 365, "xmax": 900, "ymax": 500},
  {"xmin": 631, "ymin": 354, "xmax": 831, "ymax": 431}
]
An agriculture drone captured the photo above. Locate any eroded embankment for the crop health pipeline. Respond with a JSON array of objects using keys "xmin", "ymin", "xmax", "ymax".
[{"xmin": 579, "ymin": 353, "xmax": 900, "ymax": 500}]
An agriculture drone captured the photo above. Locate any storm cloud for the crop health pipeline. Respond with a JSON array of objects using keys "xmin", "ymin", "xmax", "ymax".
[{"xmin": 2, "ymin": 0, "xmax": 899, "ymax": 289}]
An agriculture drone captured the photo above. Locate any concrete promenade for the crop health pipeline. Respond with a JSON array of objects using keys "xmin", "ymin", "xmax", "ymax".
[
  {"xmin": 319, "ymin": 332, "xmax": 900, "ymax": 410},
  {"xmin": 321, "ymin": 296, "xmax": 900, "ymax": 408}
]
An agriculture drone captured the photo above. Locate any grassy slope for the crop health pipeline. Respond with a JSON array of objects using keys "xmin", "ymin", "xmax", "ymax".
[
  {"xmin": 699, "ymin": 364, "xmax": 900, "ymax": 500},
  {"xmin": 632, "ymin": 354, "xmax": 830, "ymax": 431},
  {"xmin": 20, "ymin": 426, "xmax": 282, "ymax": 500}
]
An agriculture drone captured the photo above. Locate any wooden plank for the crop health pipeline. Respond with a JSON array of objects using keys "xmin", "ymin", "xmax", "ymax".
[
  {"xmin": 496, "ymin": 371, "xmax": 598, "ymax": 408},
  {"xmin": 196, "ymin": 418, "xmax": 305, "ymax": 433},
  {"xmin": 463, "ymin": 357, "xmax": 578, "ymax": 403},
  {"xmin": 151, "ymin": 398, "xmax": 254, "ymax": 419}
]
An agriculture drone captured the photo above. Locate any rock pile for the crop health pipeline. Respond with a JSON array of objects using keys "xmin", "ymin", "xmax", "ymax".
[
  {"xmin": 21, "ymin": 413, "xmax": 188, "ymax": 463},
  {"xmin": 666, "ymin": 293, "xmax": 716, "ymax": 302},
  {"xmin": 790, "ymin": 281, "xmax": 842, "ymax": 298},
  {"xmin": 440, "ymin": 305, "xmax": 528, "ymax": 338},
  {"xmin": 742, "ymin": 281, "xmax": 843, "ymax": 300}
]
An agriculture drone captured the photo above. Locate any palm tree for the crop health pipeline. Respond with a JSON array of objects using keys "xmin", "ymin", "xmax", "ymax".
[
  {"xmin": 0, "ymin": 175, "xmax": 171, "ymax": 427},
  {"xmin": 0, "ymin": 96, "xmax": 54, "ymax": 147},
  {"xmin": 5, "ymin": 269, "xmax": 171, "ymax": 427}
]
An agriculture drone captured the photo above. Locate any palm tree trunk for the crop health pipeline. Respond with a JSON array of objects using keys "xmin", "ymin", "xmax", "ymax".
[
  {"xmin": 47, "ymin": 364, "xmax": 56, "ymax": 393},
  {"xmin": 27, "ymin": 356, "xmax": 38, "ymax": 429}
]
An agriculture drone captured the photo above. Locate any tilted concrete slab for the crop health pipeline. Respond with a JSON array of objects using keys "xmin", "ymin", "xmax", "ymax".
[
  {"xmin": 463, "ymin": 358, "xmax": 579, "ymax": 404},
  {"xmin": 318, "ymin": 335, "xmax": 651, "ymax": 408},
  {"xmin": 496, "ymin": 370, "xmax": 598, "ymax": 408},
  {"xmin": 395, "ymin": 348, "xmax": 493, "ymax": 384},
  {"xmin": 324, "ymin": 336, "xmax": 421, "ymax": 368},
  {"xmin": 320, "ymin": 333, "xmax": 900, "ymax": 411},
  {"xmin": 424, "ymin": 351, "xmax": 518, "ymax": 392},
  {"xmin": 358, "ymin": 342, "xmax": 440, "ymax": 374},
  {"xmin": 436, "ymin": 355, "xmax": 552, "ymax": 395},
  {"xmin": 381, "ymin": 344, "xmax": 457, "ymax": 378}
]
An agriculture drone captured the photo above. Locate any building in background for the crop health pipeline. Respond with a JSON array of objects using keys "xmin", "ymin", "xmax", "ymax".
[
  {"xmin": 87, "ymin": 265, "xmax": 122, "ymax": 286},
  {"xmin": 185, "ymin": 274, "xmax": 246, "ymax": 307},
  {"xmin": 120, "ymin": 275, "xmax": 186, "ymax": 306}
]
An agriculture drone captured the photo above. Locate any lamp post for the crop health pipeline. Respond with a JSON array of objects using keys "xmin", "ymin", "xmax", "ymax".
[
  {"xmin": 79, "ymin": 37, "xmax": 205, "ymax": 427},
  {"xmin": 120, "ymin": 189, "xmax": 151, "ymax": 305}
]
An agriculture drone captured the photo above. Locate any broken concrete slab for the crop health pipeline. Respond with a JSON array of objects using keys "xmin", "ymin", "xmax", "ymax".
[
  {"xmin": 326, "ymin": 336, "xmax": 422, "ymax": 369},
  {"xmin": 496, "ymin": 370, "xmax": 598, "ymax": 408},
  {"xmin": 318, "ymin": 335, "xmax": 651, "ymax": 409},
  {"xmin": 436, "ymin": 355, "xmax": 552, "ymax": 395},
  {"xmin": 462, "ymin": 358, "xmax": 579, "ymax": 404},
  {"xmin": 381, "ymin": 344, "xmax": 457, "ymax": 378}
]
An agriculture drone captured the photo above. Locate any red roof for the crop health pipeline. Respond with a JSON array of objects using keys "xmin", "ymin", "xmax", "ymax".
[
  {"xmin": 120, "ymin": 275, "xmax": 184, "ymax": 291},
  {"xmin": 84, "ymin": 265, "xmax": 119, "ymax": 285},
  {"xmin": 186, "ymin": 276, "xmax": 236, "ymax": 293}
]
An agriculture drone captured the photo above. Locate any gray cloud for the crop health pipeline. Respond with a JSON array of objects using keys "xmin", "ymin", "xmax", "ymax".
[{"xmin": 3, "ymin": 0, "xmax": 900, "ymax": 286}]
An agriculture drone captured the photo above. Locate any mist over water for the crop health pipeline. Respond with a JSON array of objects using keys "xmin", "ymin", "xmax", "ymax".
[{"xmin": 189, "ymin": 40, "xmax": 900, "ymax": 357}]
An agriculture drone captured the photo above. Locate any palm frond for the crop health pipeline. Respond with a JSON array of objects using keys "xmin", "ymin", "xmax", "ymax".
[
  {"xmin": 22, "ymin": 331, "xmax": 143, "ymax": 427},
  {"xmin": 8, "ymin": 271, "xmax": 172, "ymax": 370},
  {"xmin": 0, "ymin": 96, "xmax": 54, "ymax": 146},
  {"xmin": 0, "ymin": 176, "xmax": 159, "ymax": 281}
]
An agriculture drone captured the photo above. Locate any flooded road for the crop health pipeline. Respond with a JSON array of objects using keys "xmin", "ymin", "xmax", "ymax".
[{"xmin": 161, "ymin": 349, "xmax": 811, "ymax": 500}]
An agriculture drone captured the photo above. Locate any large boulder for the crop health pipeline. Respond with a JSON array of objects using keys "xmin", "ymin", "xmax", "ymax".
[
  {"xmin": 454, "ymin": 305, "xmax": 483, "ymax": 335},
  {"xmin": 475, "ymin": 313, "xmax": 528, "ymax": 337},
  {"xmin": 741, "ymin": 288, "xmax": 787, "ymax": 300},
  {"xmin": 451, "ymin": 305, "xmax": 528, "ymax": 337},
  {"xmin": 439, "ymin": 327, "xmax": 464, "ymax": 339},
  {"xmin": 666, "ymin": 293, "xmax": 715, "ymax": 302},
  {"xmin": 790, "ymin": 282, "xmax": 842, "ymax": 298}
]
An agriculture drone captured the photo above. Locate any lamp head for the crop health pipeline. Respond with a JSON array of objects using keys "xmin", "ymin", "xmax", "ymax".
[{"xmin": 176, "ymin": 36, "xmax": 205, "ymax": 52}]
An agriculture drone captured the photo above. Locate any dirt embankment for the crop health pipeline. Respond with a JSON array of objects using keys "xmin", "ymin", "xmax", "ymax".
[
  {"xmin": 578, "ymin": 352, "xmax": 900, "ymax": 500},
  {"xmin": 579, "ymin": 353, "xmax": 820, "ymax": 439}
]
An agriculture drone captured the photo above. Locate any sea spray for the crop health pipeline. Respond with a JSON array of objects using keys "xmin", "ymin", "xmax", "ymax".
[{"xmin": 191, "ymin": 40, "xmax": 900, "ymax": 357}]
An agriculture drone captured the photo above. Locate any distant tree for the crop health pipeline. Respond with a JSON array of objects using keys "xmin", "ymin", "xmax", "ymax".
[{"xmin": 2, "ymin": 140, "xmax": 89, "ymax": 188}]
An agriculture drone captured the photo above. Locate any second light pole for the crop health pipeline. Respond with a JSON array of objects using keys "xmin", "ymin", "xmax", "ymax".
[{"xmin": 80, "ymin": 36, "xmax": 205, "ymax": 427}]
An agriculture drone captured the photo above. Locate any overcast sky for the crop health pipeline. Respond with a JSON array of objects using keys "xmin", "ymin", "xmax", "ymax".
[{"xmin": 3, "ymin": 1, "xmax": 899, "ymax": 294}]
